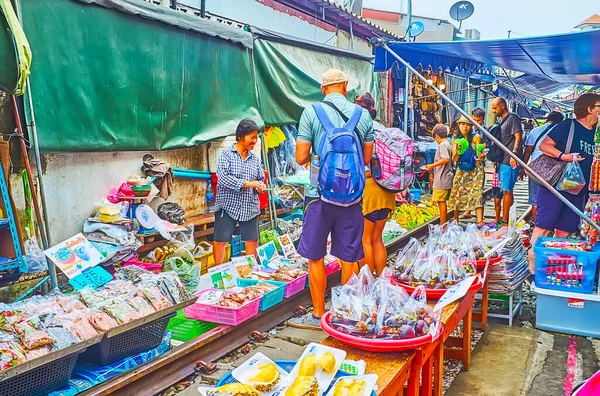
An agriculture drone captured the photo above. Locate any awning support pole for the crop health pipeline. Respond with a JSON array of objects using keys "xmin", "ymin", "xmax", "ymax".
[
  {"xmin": 502, "ymin": 68, "xmax": 541, "ymax": 127},
  {"xmin": 379, "ymin": 41, "xmax": 600, "ymax": 233}
]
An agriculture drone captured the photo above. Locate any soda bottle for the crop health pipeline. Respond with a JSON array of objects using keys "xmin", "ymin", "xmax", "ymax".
[
  {"xmin": 311, "ymin": 155, "xmax": 320, "ymax": 187},
  {"xmin": 206, "ymin": 180, "xmax": 215, "ymax": 213},
  {"xmin": 370, "ymin": 153, "xmax": 382, "ymax": 179}
]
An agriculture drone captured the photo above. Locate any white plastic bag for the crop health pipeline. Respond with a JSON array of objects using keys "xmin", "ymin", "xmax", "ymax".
[{"xmin": 557, "ymin": 159, "xmax": 586, "ymax": 195}]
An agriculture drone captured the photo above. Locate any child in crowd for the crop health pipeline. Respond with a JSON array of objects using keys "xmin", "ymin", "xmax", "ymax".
[{"xmin": 423, "ymin": 124, "xmax": 453, "ymax": 225}]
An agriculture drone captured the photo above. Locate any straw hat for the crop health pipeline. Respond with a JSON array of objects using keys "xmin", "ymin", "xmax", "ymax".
[{"xmin": 456, "ymin": 115, "xmax": 473, "ymax": 125}]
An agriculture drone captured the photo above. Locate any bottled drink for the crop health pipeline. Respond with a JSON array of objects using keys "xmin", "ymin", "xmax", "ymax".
[
  {"xmin": 206, "ymin": 180, "xmax": 215, "ymax": 213},
  {"xmin": 370, "ymin": 153, "xmax": 382, "ymax": 179},
  {"xmin": 311, "ymin": 155, "xmax": 320, "ymax": 187}
]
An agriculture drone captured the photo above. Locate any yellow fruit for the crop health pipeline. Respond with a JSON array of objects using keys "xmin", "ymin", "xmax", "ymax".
[
  {"xmin": 298, "ymin": 354, "xmax": 317, "ymax": 376},
  {"xmin": 317, "ymin": 352, "xmax": 336, "ymax": 373},
  {"xmin": 207, "ymin": 383, "xmax": 261, "ymax": 396},
  {"xmin": 248, "ymin": 362, "xmax": 280, "ymax": 392},
  {"xmin": 285, "ymin": 376, "xmax": 319, "ymax": 396},
  {"xmin": 333, "ymin": 378, "xmax": 366, "ymax": 396}
]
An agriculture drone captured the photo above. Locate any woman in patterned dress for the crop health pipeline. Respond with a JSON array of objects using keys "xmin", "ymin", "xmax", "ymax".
[{"xmin": 448, "ymin": 115, "xmax": 486, "ymax": 226}]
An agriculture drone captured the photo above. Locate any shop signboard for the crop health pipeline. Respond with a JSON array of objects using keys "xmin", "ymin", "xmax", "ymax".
[{"xmin": 44, "ymin": 233, "xmax": 105, "ymax": 278}]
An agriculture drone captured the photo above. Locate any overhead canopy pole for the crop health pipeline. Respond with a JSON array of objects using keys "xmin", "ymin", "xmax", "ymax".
[
  {"xmin": 402, "ymin": 0, "xmax": 412, "ymax": 138},
  {"xmin": 377, "ymin": 39, "xmax": 600, "ymax": 233},
  {"xmin": 501, "ymin": 68, "xmax": 541, "ymax": 127},
  {"xmin": 496, "ymin": 80, "xmax": 574, "ymax": 110}
]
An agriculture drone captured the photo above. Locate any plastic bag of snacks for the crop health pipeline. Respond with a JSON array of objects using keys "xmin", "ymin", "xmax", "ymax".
[
  {"xmin": 465, "ymin": 224, "xmax": 497, "ymax": 259},
  {"xmin": 557, "ymin": 159, "xmax": 586, "ymax": 195},
  {"xmin": 100, "ymin": 298, "xmax": 141, "ymax": 325}
]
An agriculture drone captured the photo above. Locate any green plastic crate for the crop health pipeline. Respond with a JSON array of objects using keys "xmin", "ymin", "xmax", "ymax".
[{"xmin": 167, "ymin": 310, "xmax": 219, "ymax": 342}]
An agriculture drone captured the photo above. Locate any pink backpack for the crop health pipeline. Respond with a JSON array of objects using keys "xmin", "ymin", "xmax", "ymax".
[{"xmin": 373, "ymin": 128, "xmax": 415, "ymax": 192}]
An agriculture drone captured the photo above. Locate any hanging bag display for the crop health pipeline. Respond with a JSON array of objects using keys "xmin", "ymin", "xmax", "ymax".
[{"xmin": 528, "ymin": 120, "xmax": 575, "ymax": 186}]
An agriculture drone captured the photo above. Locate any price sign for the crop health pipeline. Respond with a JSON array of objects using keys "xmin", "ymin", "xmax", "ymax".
[{"xmin": 69, "ymin": 266, "xmax": 113, "ymax": 290}]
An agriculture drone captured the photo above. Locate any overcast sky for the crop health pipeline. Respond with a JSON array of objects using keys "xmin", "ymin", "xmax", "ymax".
[{"xmin": 363, "ymin": 0, "xmax": 597, "ymax": 39}]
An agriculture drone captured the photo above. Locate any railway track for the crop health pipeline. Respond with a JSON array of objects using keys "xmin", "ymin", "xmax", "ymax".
[{"xmin": 83, "ymin": 179, "xmax": 532, "ymax": 396}]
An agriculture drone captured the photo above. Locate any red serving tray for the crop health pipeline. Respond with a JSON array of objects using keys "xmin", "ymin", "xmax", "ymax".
[
  {"xmin": 475, "ymin": 255, "xmax": 502, "ymax": 271},
  {"xmin": 390, "ymin": 276, "xmax": 483, "ymax": 300},
  {"xmin": 320, "ymin": 312, "xmax": 443, "ymax": 352}
]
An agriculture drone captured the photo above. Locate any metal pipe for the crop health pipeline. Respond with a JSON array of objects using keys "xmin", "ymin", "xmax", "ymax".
[
  {"xmin": 415, "ymin": 82, "xmax": 496, "ymax": 101},
  {"xmin": 200, "ymin": 0, "xmax": 205, "ymax": 18},
  {"xmin": 379, "ymin": 40, "xmax": 600, "ymax": 233},
  {"xmin": 171, "ymin": 0, "xmax": 178, "ymax": 10},
  {"xmin": 10, "ymin": 96, "xmax": 48, "ymax": 249},
  {"xmin": 403, "ymin": 0, "xmax": 412, "ymax": 137},
  {"xmin": 349, "ymin": 20, "xmax": 354, "ymax": 51},
  {"xmin": 502, "ymin": 68, "xmax": 541, "ymax": 126},
  {"xmin": 25, "ymin": 81, "xmax": 57, "ymax": 288}
]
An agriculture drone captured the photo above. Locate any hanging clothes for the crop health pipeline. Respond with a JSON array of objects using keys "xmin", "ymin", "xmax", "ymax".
[{"xmin": 0, "ymin": 0, "xmax": 32, "ymax": 95}]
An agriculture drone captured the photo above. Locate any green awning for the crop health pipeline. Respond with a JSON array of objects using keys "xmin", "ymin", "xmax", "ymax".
[
  {"xmin": 19, "ymin": 0, "xmax": 261, "ymax": 152},
  {"xmin": 253, "ymin": 37, "xmax": 379, "ymax": 125}
]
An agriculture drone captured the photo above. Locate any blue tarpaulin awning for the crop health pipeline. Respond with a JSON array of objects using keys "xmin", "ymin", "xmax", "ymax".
[{"xmin": 375, "ymin": 29, "xmax": 600, "ymax": 85}]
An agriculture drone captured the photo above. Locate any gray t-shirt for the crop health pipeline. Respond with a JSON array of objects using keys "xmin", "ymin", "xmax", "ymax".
[
  {"xmin": 500, "ymin": 113, "xmax": 523, "ymax": 164},
  {"xmin": 433, "ymin": 140, "xmax": 453, "ymax": 190},
  {"xmin": 297, "ymin": 93, "xmax": 374, "ymax": 198}
]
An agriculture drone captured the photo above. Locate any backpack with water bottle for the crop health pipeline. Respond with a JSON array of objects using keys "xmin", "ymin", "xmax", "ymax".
[
  {"xmin": 371, "ymin": 127, "xmax": 415, "ymax": 192},
  {"xmin": 312, "ymin": 103, "xmax": 366, "ymax": 207}
]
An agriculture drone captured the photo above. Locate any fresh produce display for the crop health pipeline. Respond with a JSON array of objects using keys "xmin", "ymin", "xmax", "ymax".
[
  {"xmin": 285, "ymin": 376, "xmax": 319, "ymax": 396},
  {"xmin": 0, "ymin": 269, "xmax": 189, "ymax": 371},
  {"xmin": 393, "ymin": 224, "xmax": 478, "ymax": 288},
  {"xmin": 260, "ymin": 230, "xmax": 282, "ymax": 251},
  {"xmin": 328, "ymin": 266, "xmax": 440, "ymax": 340},
  {"xmin": 392, "ymin": 202, "xmax": 439, "ymax": 231},
  {"xmin": 208, "ymin": 383, "xmax": 261, "ymax": 396}
]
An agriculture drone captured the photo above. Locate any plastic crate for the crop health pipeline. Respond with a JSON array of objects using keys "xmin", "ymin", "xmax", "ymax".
[
  {"xmin": 533, "ymin": 237, "xmax": 600, "ymax": 294},
  {"xmin": 167, "ymin": 309, "xmax": 220, "ymax": 342},
  {"xmin": 195, "ymin": 242, "xmax": 231, "ymax": 275},
  {"xmin": 234, "ymin": 279, "xmax": 285, "ymax": 311},
  {"xmin": 185, "ymin": 289, "xmax": 261, "ymax": 326},
  {"xmin": 0, "ymin": 351, "xmax": 81, "ymax": 396},
  {"xmin": 533, "ymin": 284, "xmax": 600, "ymax": 338},
  {"xmin": 238, "ymin": 274, "xmax": 307, "ymax": 299},
  {"xmin": 81, "ymin": 313, "xmax": 175, "ymax": 365}
]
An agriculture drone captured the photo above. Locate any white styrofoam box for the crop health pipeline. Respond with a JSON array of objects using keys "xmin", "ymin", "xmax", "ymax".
[
  {"xmin": 533, "ymin": 283, "xmax": 600, "ymax": 338},
  {"xmin": 208, "ymin": 136, "xmax": 262, "ymax": 172}
]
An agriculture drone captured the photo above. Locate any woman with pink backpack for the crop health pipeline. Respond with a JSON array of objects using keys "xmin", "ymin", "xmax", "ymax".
[{"xmin": 356, "ymin": 93, "xmax": 414, "ymax": 276}]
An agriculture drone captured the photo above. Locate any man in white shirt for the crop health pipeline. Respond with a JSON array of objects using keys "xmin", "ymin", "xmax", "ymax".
[{"xmin": 522, "ymin": 111, "xmax": 565, "ymax": 220}]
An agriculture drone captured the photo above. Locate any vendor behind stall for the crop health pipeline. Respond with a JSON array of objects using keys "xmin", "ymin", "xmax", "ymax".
[{"xmin": 213, "ymin": 119, "xmax": 266, "ymax": 264}]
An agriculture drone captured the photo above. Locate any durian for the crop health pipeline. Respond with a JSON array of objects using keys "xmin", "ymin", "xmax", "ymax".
[
  {"xmin": 317, "ymin": 352, "xmax": 336, "ymax": 373},
  {"xmin": 284, "ymin": 376, "xmax": 319, "ymax": 396},
  {"xmin": 247, "ymin": 362, "xmax": 281, "ymax": 392},
  {"xmin": 333, "ymin": 378, "xmax": 367, "ymax": 396},
  {"xmin": 207, "ymin": 383, "xmax": 261, "ymax": 396},
  {"xmin": 298, "ymin": 354, "xmax": 317, "ymax": 376}
]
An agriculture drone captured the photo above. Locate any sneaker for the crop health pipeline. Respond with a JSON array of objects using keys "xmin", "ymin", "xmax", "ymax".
[{"xmin": 287, "ymin": 314, "xmax": 322, "ymax": 331}]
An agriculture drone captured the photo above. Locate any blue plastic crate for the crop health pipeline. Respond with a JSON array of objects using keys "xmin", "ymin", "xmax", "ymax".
[
  {"xmin": 409, "ymin": 188, "xmax": 422, "ymax": 201},
  {"xmin": 236, "ymin": 279, "xmax": 285, "ymax": 311},
  {"xmin": 534, "ymin": 284, "xmax": 600, "ymax": 338},
  {"xmin": 533, "ymin": 237, "xmax": 600, "ymax": 294}
]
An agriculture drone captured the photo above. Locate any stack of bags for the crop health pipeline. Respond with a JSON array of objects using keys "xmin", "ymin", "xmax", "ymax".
[{"xmin": 487, "ymin": 233, "xmax": 530, "ymax": 294}]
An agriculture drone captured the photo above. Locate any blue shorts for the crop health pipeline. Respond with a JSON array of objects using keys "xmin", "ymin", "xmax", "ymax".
[
  {"xmin": 528, "ymin": 178, "xmax": 539, "ymax": 205},
  {"xmin": 498, "ymin": 163, "xmax": 520, "ymax": 192},
  {"xmin": 535, "ymin": 186, "xmax": 585, "ymax": 233},
  {"xmin": 492, "ymin": 187, "xmax": 503, "ymax": 199},
  {"xmin": 298, "ymin": 198, "xmax": 364, "ymax": 262}
]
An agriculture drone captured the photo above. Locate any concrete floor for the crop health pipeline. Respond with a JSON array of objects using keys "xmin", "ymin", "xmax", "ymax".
[{"xmin": 446, "ymin": 324, "xmax": 600, "ymax": 396}]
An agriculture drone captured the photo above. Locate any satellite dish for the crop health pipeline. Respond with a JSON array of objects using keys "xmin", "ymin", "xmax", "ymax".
[
  {"xmin": 409, "ymin": 21, "xmax": 425, "ymax": 38},
  {"xmin": 449, "ymin": 1, "xmax": 474, "ymax": 22}
]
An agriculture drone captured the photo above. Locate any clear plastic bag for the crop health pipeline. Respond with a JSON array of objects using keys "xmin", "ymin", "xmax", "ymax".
[
  {"xmin": 557, "ymin": 159, "xmax": 586, "ymax": 195},
  {"xmin": 393, "ymin": 238, "xmax": 420, "ymax": 276}
]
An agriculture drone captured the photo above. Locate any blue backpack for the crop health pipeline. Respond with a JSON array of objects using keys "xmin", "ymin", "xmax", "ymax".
[
  {"xmin": 457, "ymin": 145, "xmax": 476, "ymax": 171},
  {"xmin": 312, "ymin": 103, "xmax": 366, "ymax": 207}
]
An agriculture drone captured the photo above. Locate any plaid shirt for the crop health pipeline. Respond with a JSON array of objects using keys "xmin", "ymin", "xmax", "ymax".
[{"xmin": 215, "ymin": 145, "xmax": 264, "ymax": 222}]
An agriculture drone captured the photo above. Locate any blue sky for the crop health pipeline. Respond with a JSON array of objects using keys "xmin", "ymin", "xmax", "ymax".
[{"xmin": 363, "ymin": 0, "xmax": 597, "ymax": 39}]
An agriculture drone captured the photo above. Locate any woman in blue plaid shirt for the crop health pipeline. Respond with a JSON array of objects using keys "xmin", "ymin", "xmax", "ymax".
[{"xmin": 214, "ymin": 119, "xmax": 267, "ymax": 264}]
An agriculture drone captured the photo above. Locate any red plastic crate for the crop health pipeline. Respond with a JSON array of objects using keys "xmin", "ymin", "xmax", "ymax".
[{"xmin": 185, "ymin": 289, "xmax": 262, "ymax": 326}]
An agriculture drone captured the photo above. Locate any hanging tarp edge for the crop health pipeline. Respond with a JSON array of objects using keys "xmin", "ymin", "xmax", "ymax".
[{"xmin": 73, "ymin": 0, "xmax": 253, "ymax": 49}]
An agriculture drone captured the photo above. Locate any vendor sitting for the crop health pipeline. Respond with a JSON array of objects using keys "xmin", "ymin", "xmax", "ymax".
[{"xmin": 213, "ymin": 119, "xmax": 266, "ymax": 264}]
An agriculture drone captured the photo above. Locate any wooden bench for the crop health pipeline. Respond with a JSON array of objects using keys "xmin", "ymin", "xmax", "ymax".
[{"xmin": 321, "ymin": 292, "xmax": 476, "ymax": 396}]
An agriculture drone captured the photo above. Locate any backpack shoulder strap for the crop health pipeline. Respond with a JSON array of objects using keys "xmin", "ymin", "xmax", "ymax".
[
  {"xmin": 312, "ymin": 103, "xmax": 336, "ymax": 132},
  {"xmin": 322, "ymin": 101, "xmax": 364, "ymax": 144},
  {"xmin": 346, "ymin": 105, "xmax": 363, "ymax": 132},
  {"xmin": 565, "ymin": 120, "xmax": 576, "ymax": 154}
]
